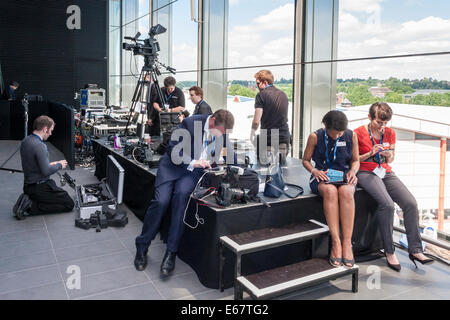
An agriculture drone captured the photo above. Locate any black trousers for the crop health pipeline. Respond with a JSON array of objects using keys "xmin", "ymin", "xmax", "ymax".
[{"xmin": 24, "ymin": 179, "xmax": 74, "ymax": 214}]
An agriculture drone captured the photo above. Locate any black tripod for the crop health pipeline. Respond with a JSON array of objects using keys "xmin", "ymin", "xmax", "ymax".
[
  {"xmin": 123, "ymin": 64, "xmax": 166, "ymax": 137},
  {"xmin": 0, "ymin": 94, "xmax": 28, "ymax": 173}
]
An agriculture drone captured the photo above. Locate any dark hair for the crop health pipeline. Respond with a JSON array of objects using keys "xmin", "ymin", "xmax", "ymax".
[
  {"xmin": 369, "ymin": 102, "xmax": 393, "ymax": 121},
  {"xmin": 33, "ymin": 115, "xmax": 55, "ymax": 131},
  {"xmin": 164, "ymin": 76, "xmax": 176, "ymax": 87},
  {"xmin": 322, "ymin": 110, "xmax": 348, "ymax": 132},
  {"xmin": 10, "ymin": 81, "xmax": 19, "ymax": 87},
  {"xmin": 212, "ymin": 109, "xmax": 234, "ymax": 130},
  {"xmin": 189, "ymin": 86, "xmax": 203, "ymax": 98}
]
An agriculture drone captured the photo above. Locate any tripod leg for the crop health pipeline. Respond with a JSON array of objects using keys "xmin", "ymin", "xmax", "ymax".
[{"xmin": 124, "ymin": 69, "xmax": 146, "ymax": 136}]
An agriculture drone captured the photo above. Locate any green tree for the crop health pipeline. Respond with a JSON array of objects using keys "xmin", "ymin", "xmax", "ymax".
[{"xmin": 346, "ymin": 85, "xmax": 377, "ymax": 106}]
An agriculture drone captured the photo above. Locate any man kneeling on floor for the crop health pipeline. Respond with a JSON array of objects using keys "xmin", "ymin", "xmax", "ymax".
[
  {"xmin": 135, "ymin": 110, "xmax": 235, "ymax": 276},
  {"xmin": 13, "ymin": 115, "xmax": 74, "ymax": 219}
]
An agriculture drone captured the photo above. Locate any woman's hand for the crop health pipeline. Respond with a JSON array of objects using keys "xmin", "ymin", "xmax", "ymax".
[
  {"xmin": 346, "ymin": 169, "xmax": 358, "ymax": 185},
  {"xmin": 380, "ymin": 149, "xmax": 393, "ymax": 159},
  {"xmin": 370, "ymin": 144, "xmax": 384, "ymax": 157},
  {"xmin": 312, "ymin": 168, "xmax": 329, "ymax": 182}
]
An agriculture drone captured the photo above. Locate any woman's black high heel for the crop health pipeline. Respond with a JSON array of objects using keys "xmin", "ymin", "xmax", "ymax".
[
  {"xmin": 409, "ymin": 253, "xmax": 434, "ymax": 268},
  {"xmin": 384, "ymin": 252, "xmax": 401, "ymax": 272}
]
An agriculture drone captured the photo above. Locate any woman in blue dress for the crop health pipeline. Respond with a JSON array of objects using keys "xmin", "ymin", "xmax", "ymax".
[{"xmin": 302, "ymin": 110, "xmax": 360, "ymax": 267}]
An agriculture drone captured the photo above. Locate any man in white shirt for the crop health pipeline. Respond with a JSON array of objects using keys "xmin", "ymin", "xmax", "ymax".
[{"xmin": 135, "ymin": 110, "xmax": 235, "ymax": 276}]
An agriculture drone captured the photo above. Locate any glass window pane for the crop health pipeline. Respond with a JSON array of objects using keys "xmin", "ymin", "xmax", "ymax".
[
  {"xmin": 228, "ymin": 0, "xmax": 295, "ymax": 68},
  {"xmin": 109, "ymin": 76, "xmax": 121, "ymax": 105},
  {"xmin": 338, "ymin": 0, "xmax": 450, "ymax": 60}
]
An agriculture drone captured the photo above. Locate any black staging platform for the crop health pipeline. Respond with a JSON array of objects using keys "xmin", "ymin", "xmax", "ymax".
[{"xmin": 93, "ymin": 138, "xmax": 383, "ymax": 289}]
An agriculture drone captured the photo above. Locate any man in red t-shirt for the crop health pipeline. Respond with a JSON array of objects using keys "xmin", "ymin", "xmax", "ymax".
[{"xmin": 355, "ymin": 102, "xmax": 433, "ymax": 272}]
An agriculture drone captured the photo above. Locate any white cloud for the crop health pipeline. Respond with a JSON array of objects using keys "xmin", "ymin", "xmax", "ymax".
[
  {"xmin": 228, "ymin": 3, "xmax": 295, "ymax": 79},
  {"xmin": 339, "ymin": 0, "xmax": 384, "ymax": 14},
  {"xmin": 338, "ymin": 13, "xmax": 450, "ymax": 80}
]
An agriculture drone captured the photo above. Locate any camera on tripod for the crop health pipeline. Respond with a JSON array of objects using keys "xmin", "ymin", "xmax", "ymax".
[
  {"xmin": 122, "ymin": 24, "xmax": 175, "ymax": 74},
  {"xmin": 122, "ymin": 24, "xmax": 176, "ymax": 137}
]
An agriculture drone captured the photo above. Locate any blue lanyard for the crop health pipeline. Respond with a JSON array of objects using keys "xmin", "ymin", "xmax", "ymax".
[
  {"xmin": 263, "ymin": 84, "xmax": 273, "ymax": 91},
  {"xmin": 324, "ymin": 129, "xmax": 340, "ymax": 169},
  {"xmin": 165, "ymin": 91, "xmax": 174, "ymax": 103},
  {"xmin": 32, "ymin": 133, "xmax": 43, "ymax": 142},
  {"xmin": 368, "ymin": 126, "xmax": 384, "ymax": 167},
  {"xmin": 197, "ymin": 100, "xmax": 204, "ymax": 107}
]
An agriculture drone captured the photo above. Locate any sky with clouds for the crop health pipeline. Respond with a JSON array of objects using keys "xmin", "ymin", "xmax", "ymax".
[{"xmin": 168, "ymin": 0, "xmax": 450, "ymax": 81}]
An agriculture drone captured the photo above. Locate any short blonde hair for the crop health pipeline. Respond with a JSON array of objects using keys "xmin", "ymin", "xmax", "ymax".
[{"xmin": 254, "ymin": 70, "xmax": 274, "ymax": 85}]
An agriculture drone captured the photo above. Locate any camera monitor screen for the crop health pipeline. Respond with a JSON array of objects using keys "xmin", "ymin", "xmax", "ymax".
[{"xmin": 106, "ymin": 155, "xmax": 125, "ymax": 204}]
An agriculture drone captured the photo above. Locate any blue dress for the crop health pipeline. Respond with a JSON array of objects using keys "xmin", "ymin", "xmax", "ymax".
[{"xmin": 309, "ymin": 128, "xmax": 353, "ymax": 195}]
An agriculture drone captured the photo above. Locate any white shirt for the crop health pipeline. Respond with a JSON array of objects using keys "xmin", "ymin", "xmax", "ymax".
[{"xmin": 187, "ymin": 116, "xmax": 223, "ymax": 171}]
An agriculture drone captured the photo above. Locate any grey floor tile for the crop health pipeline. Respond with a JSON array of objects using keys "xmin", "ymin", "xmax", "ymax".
[
  {"xmin": 47, "ymin": 223, "xmax": 89, "ymax": 238},
  {"xmin": 421, "ymin": 282, "xmax": 450, "ymax": 300},
  {"xmin": 0, "ymin": 217, "xmax": 45, "ymax": 234},
  {"xmin": 58, "ymin": 251, "xmax": 133, "ymax": 278},
  {"xmin": 80, "ymin": 283, "xmax": 163, "ymax": 300},
  {"xmin": 44, "ymin": 212, "xmax": 78, "ymax": 226},
  {"xmin": 152, "ymin": 272, "xmax": 208, "ymax": 300},
  {"xmin": 0, "ymin": 250, "xmax": 56, "ymax": 275},
  {"xmin": 0, "ymin": 281, "xmax": 67, "ymax": 300},
  {"xmin": 0, "ymin": 265, "xmax": 61, "ymax": 294},
  {"xmin": 51, "ymin": 228, "xmax": 116, "ymax": 249},
  {"xmin": 0, "ymin": 237, "xmax": 52, "ymax": 259},
  {"xmin": 112, "ymin": 223, "xmax": 145, "ymax": 239},
  {"xmin": 387, "ymin": 285, "xmax": 444, "ymax": 300},
  {"xmin": 184, "ymin": 288, "xmax": 235, "ymax": 300},
  {"xmin": 66, "ymin": 266, "xmax": 150, "ymax": 299},
  {"xmin": 0, "ymin": 228, "xmax": 47, "ymax": 244},
  {"xmin": 54, "ymin": 238, "xmax": 127, "ymax": 262}
]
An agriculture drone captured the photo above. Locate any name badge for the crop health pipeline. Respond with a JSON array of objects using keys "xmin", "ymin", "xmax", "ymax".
[
  {"xmin": 336, "ymin": 141, "xmax": 346, "ymax": 147},
  {"xmin": 164, "ymin": 103, "xmax": 170, "ymax": 109},
  {"xmin": 327, "ymin": 169, "xmax": 344, "ymax": 182},
  {"xmin": 373, "ymin": 166, "xmax": 386, "ymax": 179},
  {"xmin": 383, "ymin": 142, "xmax": 390, "ymax": 148}
]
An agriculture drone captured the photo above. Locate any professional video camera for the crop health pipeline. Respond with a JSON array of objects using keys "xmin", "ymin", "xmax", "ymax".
[{"xmin": 122, "ymin": 24, "xmax": 176, "ymax": 136}]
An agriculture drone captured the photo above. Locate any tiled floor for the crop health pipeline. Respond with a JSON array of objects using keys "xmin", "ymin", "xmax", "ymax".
[{"xmin": 0, "ymin": 141, "xmax": 449, "ymax": 300}]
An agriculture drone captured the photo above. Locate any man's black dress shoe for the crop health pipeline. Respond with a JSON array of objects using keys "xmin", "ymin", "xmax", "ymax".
[
  {"xmin": 13, "ymin": 194, "xmax": 31, "ymax": 220},
  {"xmin": 160, "ymin": 249, "xmax": 176, "ymax": 276},
  {"xmin": 134, "ymin": 251, "xmax": 148, "ymax": 271}
]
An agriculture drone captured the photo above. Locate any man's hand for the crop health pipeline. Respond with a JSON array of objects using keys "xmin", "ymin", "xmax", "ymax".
[
  {"xmin": 250, "ymin": 129, "xmax": 257, "ymax": 147},
  {"xmin": 59, "ymin": 160, "xmax": 68, "ymax": 169},
  {"xmin": 147, "ymin": 119, "xmax": 153, "ymax": 125},
  {"xmin": 193, "ymin": 159, "xmax": 211, "ymax": 169}
]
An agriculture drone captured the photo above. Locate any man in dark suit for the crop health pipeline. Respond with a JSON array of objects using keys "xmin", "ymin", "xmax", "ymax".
[
  {"xmin": 2, "ymin": 81, "xmax": 19, "ymax": 100},
  {"xmin": 135, "ymin": 109, "xmax": 235, "ymax": 276},
  {"xmin": 189, "ymin": 86, "xmax": 212, "ymax": 115}
]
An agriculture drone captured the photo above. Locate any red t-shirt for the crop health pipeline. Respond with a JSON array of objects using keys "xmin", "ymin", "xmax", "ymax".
[{"xmin": 355, "ymin": 125, "xmax": 396, "ymax": 173}]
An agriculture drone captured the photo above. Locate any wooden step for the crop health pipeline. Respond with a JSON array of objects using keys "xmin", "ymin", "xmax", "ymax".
[
  {"xmin": 236, "ymin": 258, "xmax": 359, "ymax": 300},
  {"xmin": 220, "ymin": 219, "xmax": 329, "ymax": 255}
]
